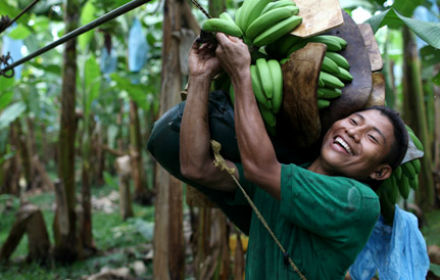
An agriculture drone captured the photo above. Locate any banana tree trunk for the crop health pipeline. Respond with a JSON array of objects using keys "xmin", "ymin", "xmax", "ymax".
[
  {"xmin": 81, "ymin": 119, "xmax": 94, "ymax": 251},
  {"xmin": 402, "ymin": 26, "xmax": 435, "ymax": 211},
  {"xmin": 129, "ymin": 100, "xmax": 151, "ymax": 204},
  {"xmin": 153, "ymin": 0, "xmax": 184, "ymax": 277},
  {"xmin": 53, "ymin": 0, "xmax": 81, "ymax": 262}
]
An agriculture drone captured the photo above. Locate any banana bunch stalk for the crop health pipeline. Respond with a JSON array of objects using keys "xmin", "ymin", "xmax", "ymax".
[
  {"xmin": 376, "ymin": 125, "xmax": 424, "ymax": 225},
  {"xmin": 229, "ymin": 58, "xmax": 283, "ymax": 135}
]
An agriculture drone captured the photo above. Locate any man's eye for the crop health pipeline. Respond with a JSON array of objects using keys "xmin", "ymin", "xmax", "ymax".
[
  {"xmin": 368, "ymin": 134, "xmax": 378, "ymax": 143},
  {"xmin": 350, "ymin": 118, "xmax": 358, "ymax": 125}
]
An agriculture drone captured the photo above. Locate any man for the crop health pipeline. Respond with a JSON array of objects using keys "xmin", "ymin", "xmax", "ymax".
[{"xmin": 150, "ymin": 33, "xmax": 408, "ymax": 279}]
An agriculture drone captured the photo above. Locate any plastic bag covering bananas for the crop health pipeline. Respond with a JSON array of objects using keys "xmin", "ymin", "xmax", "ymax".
[{"xmin": 376, "ymin": 125, "xmax": 424, "ymax": 224}]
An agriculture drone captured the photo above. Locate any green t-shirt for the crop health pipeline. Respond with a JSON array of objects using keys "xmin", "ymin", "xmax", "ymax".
[{"xmin": 228, "ymin": 163, "xmax": 380, "ymax": 280}]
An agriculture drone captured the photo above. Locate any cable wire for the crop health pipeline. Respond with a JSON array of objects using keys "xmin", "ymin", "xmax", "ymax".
[{"xmin": 0, "ymin": 0, "xmax": 151, "ymax": 77}]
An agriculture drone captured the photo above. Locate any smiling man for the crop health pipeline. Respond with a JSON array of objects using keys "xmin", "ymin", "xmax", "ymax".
[{"xmin": 149, "ymin": 33, "xmax": 408, "ymax": 279}]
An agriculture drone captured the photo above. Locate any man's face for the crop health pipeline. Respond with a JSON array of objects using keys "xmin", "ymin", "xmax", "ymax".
[{"xmin": 320, "ymin": 109, "xmax": 395, "ymax": 180}]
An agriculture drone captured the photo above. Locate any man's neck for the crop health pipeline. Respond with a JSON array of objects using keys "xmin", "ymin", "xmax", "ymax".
[{"xmin": 308, "ymin": 157, "xmax": 333, "ymax": 176}]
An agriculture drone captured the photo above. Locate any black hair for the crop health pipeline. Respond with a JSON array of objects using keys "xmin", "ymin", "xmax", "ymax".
[{"xmin": 362, "ymin": 105, "xmax": 409, "ymax": 170}]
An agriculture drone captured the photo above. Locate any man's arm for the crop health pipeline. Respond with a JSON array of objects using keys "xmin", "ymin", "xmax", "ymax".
[
  {"xmin": 179, "ymin": 41, "xmax": 237, "ymax": 191},
  {"xmin": 215, "ymin": 33, "xmax": 282, "ymax": 200}
]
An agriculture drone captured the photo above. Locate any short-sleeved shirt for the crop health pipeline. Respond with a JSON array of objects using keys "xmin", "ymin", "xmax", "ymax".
[{"xmin": 226, "ymin": 163, "xmax": 380, "ymax": 280}]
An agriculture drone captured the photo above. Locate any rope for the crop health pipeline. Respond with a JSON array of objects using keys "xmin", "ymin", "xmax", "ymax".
[
  {"xmin": 190, "ymin": 0, "xmax": 211, "ymax": 19},
  {"xmin": 0, "ymin": 0, "xmax": 41, "ymax": 34},
  {"xmin": 0, "ymin": 0, "xmax": 151, "ymax": 78},
  {"xmin": 210, "ymin": 140, "xmax": 307, "ymax": 280},
  {"xmin": 0, "ymin": 53, "xmax": 15, "ymax": 78}
]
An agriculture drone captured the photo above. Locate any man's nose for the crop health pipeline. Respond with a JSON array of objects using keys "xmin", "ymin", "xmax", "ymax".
[{"xmin": 346, "ymin": 127, "xmax": 361, "ymax": 142}]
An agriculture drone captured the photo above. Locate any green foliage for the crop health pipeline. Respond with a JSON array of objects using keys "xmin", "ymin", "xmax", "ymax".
[
  {"xmin": 79, "ymin": 0, "xmax": 97, "ymax": 51},
  {"xmin": 0, "ymin": 102, "xmax": 26, "ymax": 129},
  {"xmin": 0, "ymin": 178, "xmax": 155, "ymax": 279},
  {"xmin": 365, "ymin": 0, "xmax": 440, "ymax": 49},
  {"xmin": 433, "ymin": 71, "xmax": 440, "ymax": 86},
  {"xmin": 7, "ymin": 24, "xmax": 32, "ymax": 40},
  {"xmin": 110, "ymin": 73, "xmax": 154, "ymax": 111},
  {"xmin": 395, "ymin": 10, "xmax": 440, "ymax": 49},
  {"xmin": 431, "ymin": 263, "xmax": 440, "ymax": 277},
  {"xmin": 83, "ymin": 54, "xmax": 101, "ymax": 118},
  {"xmin": 340, "ymin": 0, "xmax": 376, "ymax": 10}
]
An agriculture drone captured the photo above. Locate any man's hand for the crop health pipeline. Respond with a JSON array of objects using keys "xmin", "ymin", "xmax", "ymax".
[
  {"xmin": 188, "ymin": 40, "xmax": 221, "ymax": 80},
  {"xmin": 215, "ymin": 33, "xmax": 251, "ymax": 84}
]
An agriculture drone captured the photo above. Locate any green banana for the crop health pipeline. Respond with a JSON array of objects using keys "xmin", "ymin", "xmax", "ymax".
[
  {"xmin": 394, "ymin": 165, "xmax": 403, "ymax": 181},
  {"xmin": 277, "ymin": 35, "xmax": 302, "ymax": 56},
  {"xmin": 242, "ymin": 0, "xmax": 272, "ymax": 32},
  {"xmin": 268, "ymin": 59, "xmax": 283, "ymax": 113},
  {"xmin": 219, "ymin": 12, "xmax": 236, "ymax": 24},
  {"xmin": 318, "ymin": 75, "xmax": 325, "ymax": 87},
  {"xmin": 202, "ymin": 18, "xmax": 243, "ymax": 37},
  {"xmin": 236, "ymin": 1, "xmax": 250, "ymax": 32},
  {"xmin": 317, "ymin": 99, "xmax": 330, "ymax": 109},
  {"xmin": 331, "ymin": 36, "xmax": 347, "ymax": 48},
  {"xmin": 229, "ymin": 83, "xmax": 235, "ymax": 105},
  {"xmin": 377, "ymin": 185, "xmax": 395, "ymax": 225},
  {"xmin": 325, "ymin": 52, "xmax": 350, "ymax": 70},
  {"xmin": 307, "ymin": 35, "xmax": 342, "ymax": 51},
  {"xmin": 286, "ymin": 41, "xmax": 307, "ymax": 56},
  {"xmin": 246, "ymin": 6, "xmax": 297, "ymax": 41},
  {"xmin": 411, "ymin": 159, "xmax": 421, "ymax": 174},
  {"xmin": 250, "ymin": 65, "xmax": 271, "ymax": 109},
  {"xmin": 336, "ymin": 67, "xmax": 353, "ymax": 81},
  {"xmin": 256, "ymin": 58, "xmax": 274, "ymax": 100},
  {"xmin": 319, "ymin": 71, "xmax": 345, "ymax": 88},
  {"xmin": 399, "ymin": 175, "xmax": 411, "ymax": 199},
  {"xmin": 402, "ymin": 162, "xmax": 416, "ymax": 179},
  {"xmin": 317, "ymin": 87, "xmax": 341, "ymax": 99},
  {"xmin": 408, "ymin": 129, "xmax": 424, "ymax": 152},
  {"xmin": 321, "ymin": 56, "xmax": 340, "ymax": 75},
  {"xmin": 410, "ymin": 176, "xmax": 419, "ymax": 190},
  {"xmin": 259, "ymin": 105, "xmax": 277, "ymax": 127},
  {"xmin": 261, "ymin": 0, "xmax": 296, "ymax": 14},
  {"xmin": 253, "ymin": 15, "xmax": 302, "ymax": 47}
]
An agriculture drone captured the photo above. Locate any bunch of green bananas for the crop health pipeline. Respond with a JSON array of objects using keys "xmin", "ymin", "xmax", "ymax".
[
  {"xmin": 201, "ymin": 0, "xmax": 302, "ymax": 48},
  {"xmin": 229, "ymin": 58, "xmax": 283, "ymax": 135},
  {"xmin": 316, "ymin": 50, "xmax": 352, "ymax": 109},
  {"xmin": 267, "ymin": 34, "xmax": 351, "ymax": 110},
  {"xmin": 376, "ymin": 125, "xmax": 424, "ymax": 224}
]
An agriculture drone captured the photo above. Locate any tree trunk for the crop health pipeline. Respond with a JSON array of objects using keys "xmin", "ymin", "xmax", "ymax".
[
  {"xmin": 15, "ymin": 120, "xmax": 32, "ymax": 191},
  {"xmin": 402, "ymin": 27, "xmax": 435, "ymax": 211},
  {"xmin": 2, "ymin": 123, "xmax": 22, "ymax": 196},
  {"xmin": 434, "ymin": 82, "xmax": 440, "ymax": 205},
  {"xmin": 0, "ymin": 203, "xmax": 50, "ymax": 264},
  {"xmin": 129, "ymin": 100, "xmax": 151, "ymax": 204},
  {"xmin": 115, "ymin": 155, "xmax": 134, "ymax": 220},
  {"xmin": 153, "ymin": 0, "xmax": 184, "ymax": 277},
  {"xmin": 53, "ymin": 0, "xmax": 81, "ymax": 263}
]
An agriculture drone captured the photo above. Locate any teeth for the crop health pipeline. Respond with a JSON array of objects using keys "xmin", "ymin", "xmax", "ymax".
[{"xmin": 335, "ymin": 137, "xmax": 352, "ymax": 155}]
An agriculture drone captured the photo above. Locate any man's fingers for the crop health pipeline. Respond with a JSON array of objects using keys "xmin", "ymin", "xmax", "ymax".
[{"xmin": 215, "ymin": 32, "xmax": 228, "ymax": 44}]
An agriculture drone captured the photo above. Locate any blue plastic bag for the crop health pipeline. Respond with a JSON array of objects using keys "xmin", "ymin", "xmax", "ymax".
[
  {"xmin": 100, "ymin": 46, "xmax": 117, "ymax": 76},
  {"xmin": 349, "ymin": 205, "xmax": 429, "ymax": 279},
  {"xmin": 128, "ymin": 18, "xmax": 149, "ymax": 72}
]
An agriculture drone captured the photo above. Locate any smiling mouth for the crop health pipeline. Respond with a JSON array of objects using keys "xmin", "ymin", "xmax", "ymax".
[{"xmin": 334, "ymin": 136, "xmax": 353, "ymax": 155}]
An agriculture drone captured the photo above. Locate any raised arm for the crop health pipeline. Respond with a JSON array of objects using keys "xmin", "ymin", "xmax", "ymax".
[
  {"xmin": 215, "ymin": 33, "xmax": 282, "ymax": 199},
  {"xmin": 179, "ymin": 40, "xmax": 237, "ymax": 191}
]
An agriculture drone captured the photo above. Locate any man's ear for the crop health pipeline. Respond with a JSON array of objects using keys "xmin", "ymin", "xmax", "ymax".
[{"xmin": 369, "ymin": 164, "xmax": 392, "ymax": 181}]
